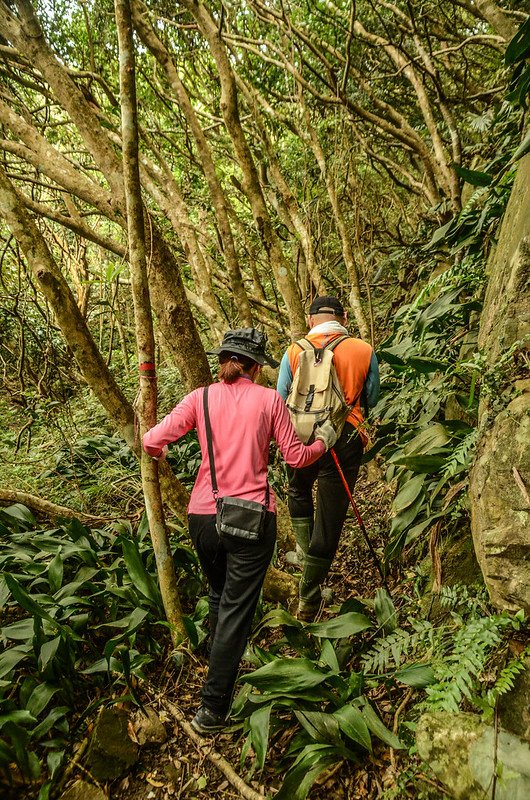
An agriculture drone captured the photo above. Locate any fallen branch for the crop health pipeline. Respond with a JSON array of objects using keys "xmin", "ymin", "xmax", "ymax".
[
  {"xmin": 161, "ymin": 698, "xmax": 265, "ymax": 800},
  {"xmin": 0, "ymin": 489, "xmax": 121, "ymax": 525}
]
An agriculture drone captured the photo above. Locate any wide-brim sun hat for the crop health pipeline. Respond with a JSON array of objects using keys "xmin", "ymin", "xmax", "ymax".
[{"xmin": 206, "ymin": 327, "xmax": 280, "ymax": 368}]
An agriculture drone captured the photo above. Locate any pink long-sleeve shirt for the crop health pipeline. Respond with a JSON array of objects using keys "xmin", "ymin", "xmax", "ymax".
[{"xmin": 143, "ymin": 376, "xmax": 325, "ymax": 514}]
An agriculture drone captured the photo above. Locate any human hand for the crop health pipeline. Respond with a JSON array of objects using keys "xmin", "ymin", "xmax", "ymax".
[
  {"xmin": 314, "ymin": 420, "xmax": 338, "ymax": 450},
  {"xmin": 153, "ymin": 445, "xmax": 168, "ymax": 462}
]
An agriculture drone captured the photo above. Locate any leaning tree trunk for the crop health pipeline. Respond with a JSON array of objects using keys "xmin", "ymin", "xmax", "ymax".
[
  {"xmin": 180, "ymin": 0, "xmax": 307, "ymax": 339},
  {"xmin": 1, "ymin": 0, "xmax": 212, "ymax": 391},
  {"xmin": 469, "ymin": 150, "xmax": 530, "ymax": 614},
  {"xmin": 0, "ymin": 165, "xmax": 136, "ymax": 445},
  {"xmin": 115, "ymin": 0, "xmax": 186, "ymax": 644}
]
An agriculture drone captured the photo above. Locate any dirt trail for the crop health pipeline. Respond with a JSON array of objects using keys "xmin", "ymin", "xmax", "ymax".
[{"xmin": 110, "ymin": 470, "xmax": 407, "ymax": 800}]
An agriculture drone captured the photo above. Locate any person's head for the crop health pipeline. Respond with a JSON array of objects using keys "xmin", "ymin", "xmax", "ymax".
[
  {"xmin": 206, "ymin": 328, "xmax": 279, "ymax": 384},
  {"xmin": 308, "ymin": 295, "xmax": 347, "ymax": 328}
]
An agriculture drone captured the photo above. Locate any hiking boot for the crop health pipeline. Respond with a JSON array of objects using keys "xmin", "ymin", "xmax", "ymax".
[
  {"xmin": 190, "ymin": 705, "xmax": 227, "ymax": 735},
  {"xmin": 298, "ymin": 554, "xmax": 333, "ymax": 622},
  {"xmin": 296, "ymin": 599, "xmax": 320, "ymax": 622}
]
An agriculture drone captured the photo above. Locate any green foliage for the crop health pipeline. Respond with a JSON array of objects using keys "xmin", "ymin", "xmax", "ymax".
[
  {"xmin": 370, "ymin": 93, "xmax": 526, "ymax": 566},
  {"xmin": 233, "ymin": 601, "xmax": 408, "ymax": 799},
  {"xmin": 0, "ymin": 504, "xmax": 204, "ymax": 791},
  {"xmin": 506, "ymin": 18, "xmax": 530, "ymax": 110}
]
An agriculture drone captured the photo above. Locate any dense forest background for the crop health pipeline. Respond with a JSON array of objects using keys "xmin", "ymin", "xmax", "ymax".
[{"xmin": 0, "ymin": 1, "xmax": 529, "ymax": 799}]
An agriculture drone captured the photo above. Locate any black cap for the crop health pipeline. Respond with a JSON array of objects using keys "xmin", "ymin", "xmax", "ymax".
[
  {"xmin": 206, "ymin": 328, "xmax": 279, "ymax": 368},
  {"xmin": 308, "ymin": 295, "xmax": 345, "ymax": 316}
]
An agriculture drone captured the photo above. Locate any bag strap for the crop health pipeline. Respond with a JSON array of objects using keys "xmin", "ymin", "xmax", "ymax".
[
  {"xmin": 296, "ymin": 334, "xmax": 349, "ymax": 364},
  {"xmin": 203, "ymin": 385, "xmax": 269, "ymax": 506},
  {"xmin": 203, "ymin": 386, "xmax": 218, "ymax": 498}
]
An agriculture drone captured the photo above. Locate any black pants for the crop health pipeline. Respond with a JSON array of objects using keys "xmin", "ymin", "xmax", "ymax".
[
  {"xmin": 287, "ymin": 423, "xmax": 363, "ymax": 561},
  {"xmin": 188, "ymin": 512, "xmax": 276, "ymax": 715}
]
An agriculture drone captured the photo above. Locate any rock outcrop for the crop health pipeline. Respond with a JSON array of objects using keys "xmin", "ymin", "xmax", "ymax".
[
  {"xmin": 469, "ymin": 151, "xmax": 530, "ymax": 613},
  {"xmin": 417, "ymin": 712, "xmax": 530, "ymax": 800}
]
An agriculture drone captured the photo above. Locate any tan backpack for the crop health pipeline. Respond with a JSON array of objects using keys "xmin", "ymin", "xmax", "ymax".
[{"xmin": 286, "ymin": 336, "xmax": 351, "ymax": 443}]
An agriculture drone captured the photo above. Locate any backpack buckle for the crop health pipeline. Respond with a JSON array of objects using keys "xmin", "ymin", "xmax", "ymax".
[{"xmin": 314, "ymin": 348, "xmax": 324, "ymax": 365}]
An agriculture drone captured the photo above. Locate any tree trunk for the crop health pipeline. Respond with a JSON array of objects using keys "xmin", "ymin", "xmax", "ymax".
[
  {"xmin": 1, "ymin": 0, "xmax": 211, "ymax": 391},
  {"xmin": 115, "ymin": 0, "xmax": 186, "ymax": 644},
  {"xmin": 0, "ymin": 164, "xmax": 136, "ymax": 446},
  {"xmin": 180, "ymin": 0, "xmax": 306, "ymax": 339},
  {"xmin": 131, "ymin": 0, "xmax": 253, "ymax": 328}
]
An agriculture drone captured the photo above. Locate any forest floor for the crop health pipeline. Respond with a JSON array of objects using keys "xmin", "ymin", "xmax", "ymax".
[{"xmin": 93, "ymin": 469, "xmax": 442, "ymax": 800}]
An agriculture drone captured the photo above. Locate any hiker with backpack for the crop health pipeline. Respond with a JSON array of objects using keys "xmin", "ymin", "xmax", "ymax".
[
  {"xmin": 277, "ymin": 296, "xmax": 380, "ymax": 621},
  {"xmin": 143, "ymin": 328, "xmax": 337, "ymax": 734}
]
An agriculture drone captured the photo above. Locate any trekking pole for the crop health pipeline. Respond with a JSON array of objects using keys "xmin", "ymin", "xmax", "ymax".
[{"xmin": 330, "ymin": 447, "xmax": 391, "ymax": 596}]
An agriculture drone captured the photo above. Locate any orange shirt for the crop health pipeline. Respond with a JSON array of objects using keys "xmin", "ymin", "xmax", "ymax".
[{"xmin": 287, "ymin": 332, "xmax": 373, "ymax": 440}]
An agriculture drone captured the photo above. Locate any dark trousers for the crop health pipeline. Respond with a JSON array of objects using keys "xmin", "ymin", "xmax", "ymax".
[
  {"xmin": 188, "ymin": 512, "xmax": 276, "ymax": 715},
  {"xmin": 287, "ymin": 423, "xmax": 363, "ymax": 561}
]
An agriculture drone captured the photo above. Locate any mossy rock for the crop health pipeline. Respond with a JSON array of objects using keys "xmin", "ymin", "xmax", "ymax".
[
  {"xmin": 417, "ymin": 711, "xmax": 530, "ymax": 800},
  {"xmin": 85, "ymin": 707, "xmax": 138, "ymax": 781}
]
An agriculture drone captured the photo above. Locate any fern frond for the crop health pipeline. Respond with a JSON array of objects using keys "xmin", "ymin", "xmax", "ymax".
[
  {"xmin": 485, "ymin": 644, "xmax": 530, "ymax": 707},
  {"xmin": 361, "ymin": 620, "xmax": 434, "ymax": 674}
]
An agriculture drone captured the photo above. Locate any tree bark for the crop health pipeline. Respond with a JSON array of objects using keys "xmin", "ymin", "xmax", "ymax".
[
  {"xmin": 0, "ymin": 164, "xmax": 136, "ymax": 446},
  {"xmin": 1, "ymin": 0, "xmax": 212, "ymax": 391},
  {"xmin": 179, "ymin": 0, "xmax": 306, "ymax": 339},
  {"xmin": 131, "ymin": 0, "xmax": 254, "ymax": 328},
  {"xmin": 115, "ymin": 0, "xmax": 186, "ymax": 644}
]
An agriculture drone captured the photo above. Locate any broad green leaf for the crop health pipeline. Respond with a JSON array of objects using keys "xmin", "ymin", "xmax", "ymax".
[
  {"xmin": 48, "ymin": 552, "xmax": 63, "ymax": 594},
  {"xmin": 393, "ymin": 663, "xmax": 435, "ymax": 688},
  {"xmin": 256, "ymin": 607, "xmax": 302, "ymax": 631},
  {"xmin": 121, "ymin": 538, "xmax": 162, "ymax": 607},
  {"xmin": 405, "ymin": 514, "xmax": 443, "ymax": 545},
  {"xmin": 390, "ymin": 495, "xmax": 424, "ymax": 536},
  {"xmin": 47, "ymin": 748, "xmax": 64, "ymax": 778},
  {"xmin": 402, "ymin": 424, "xmax": 451, "ymax": 455},
  {"xmin": 0, "ymin": 504, "xmax": 36, "ymax": 527},
  {"xmin": 274, "ymin": 744, "xmax": 342, "ymax": 800},
  {"xmin": 0, "ymin": 710, "xmax": 37, "ymax": 729},
  {"xmin": 361, "ymin": 703, "xmax": 404, "ymax": 749},
  {"xmin": 103, "ymin": 607, "xmax": 149, "ymax": 662},
  {"xmin": 319, "ymin": 639, "xmax": 340, "ymax": 673},
  {"xmin": 392, "ymin": 474, "xmax": 426, "ymax": 514},
  {"xmin": 38, "ymin": 637, "xmax": 61, "ymax": 673},
  {"xmin": 452, "ymin": 164, "xmax": 492, "ymax": 186},
  {"xmin": 294, "ymin": 710, "xmax": 343, "ymax": 747},
  {"xmin": 3, "ymin": 575, "xmax": 61, "ymax": 630},
  {"xmin": 333, "ymin": 704, "xmax": 372, "ymax": 751},
  {"xmin": 26, "ymin": 684, "xmax": 60, "ymax": 718},
  {"xmin": 304, "ymin": 613, "xmax": 372, "ymax": 639},
  {"xmin": 405, "ymin": 357, "xmax": 449, "ymax": 373},
  {"xmin": 0, "ymin": 644, "xmax": 32, "ymax": 679},
  {"xmin": 374, "ymin": 589, "xmax": 397, "ymax": 634},
  {"xmin": 510, "ymin": 128, "xmax": 530, "ymax": 164},
  {"xmin": 81, "ymin": 656, "xmax": 123, "ymax": 674},
  {"xmin": 239, "ymin": 658, "xmax": 330, "ymax": 692},
  {"xmin": 1, "ymin": 618, "xmax": 36, "ymax": 641},
  {"xmin": 31, "ymin": 707, "xmax": 69, "ymax": 739},
  {"xmin": 0, "ymin": 576, "xmax": 9, "ymax": 609},
  {"xmin": 424, "ymin": 219, "xmax": 453, "ymax": 249},
  {"xmin": 246, "ymin": 687, "xmax": 335, "ymax": 705},
  {"xmin": 249, "ymin": 705, "xmax": 271, "ymax": 770},
  {"xmin": 392, "ymin": 454, "xmax": 447, "ymax": 474},
  {"xmin": 505, "ymin": 18, "xmax": 530, "ymax": 65},
  {"xmin": 37, "ymin": 780, "xmax": 52, "ymax": 800}
]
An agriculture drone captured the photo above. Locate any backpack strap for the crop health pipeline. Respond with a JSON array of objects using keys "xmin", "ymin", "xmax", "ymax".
[{"xmin": 295, "ymin": 335, "xmax": 349, "ymax": 365}]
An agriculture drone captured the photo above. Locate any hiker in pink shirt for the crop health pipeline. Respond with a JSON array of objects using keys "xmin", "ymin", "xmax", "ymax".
[{"xmin": 143, "ymin": 328, "xmax": 338, "ymax": 735}]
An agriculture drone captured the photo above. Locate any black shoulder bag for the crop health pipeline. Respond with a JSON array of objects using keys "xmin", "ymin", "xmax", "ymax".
[{"xmin": 203, "ymin": 386, "xmax": 269, "ymax": 542}]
